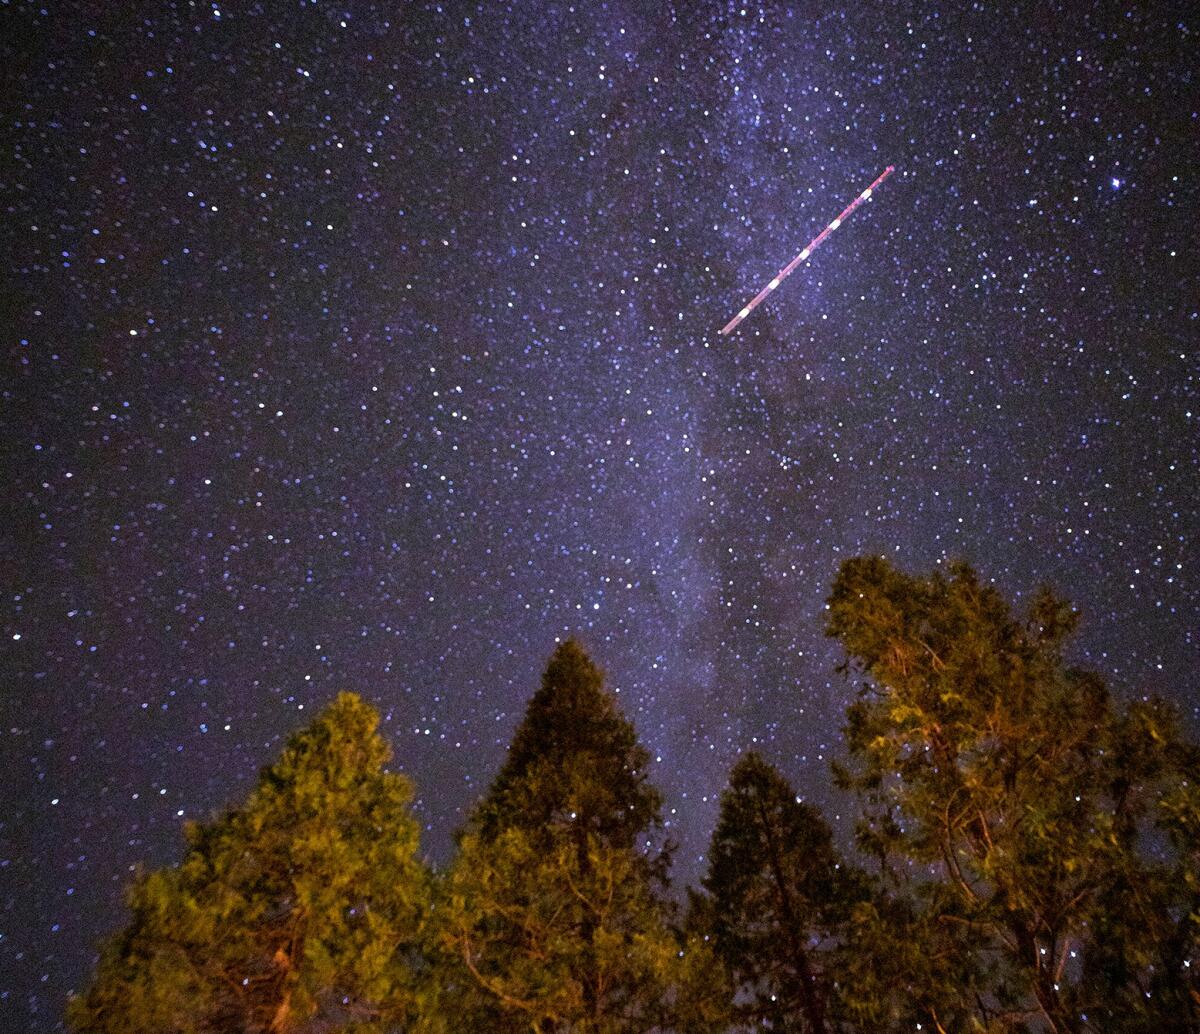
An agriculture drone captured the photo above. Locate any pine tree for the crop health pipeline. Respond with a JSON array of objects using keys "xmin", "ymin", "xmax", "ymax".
[
  {"xmin": 825, "ymin": 556, "xmax": 1196, "ymax": 1033},
  {"xmin": 431, "ymin": 640, "xmax": 728, "ymax": 1032},
  {"xmin": 696, "ymin": 752, "xmax": 863, "ymax": 1033},
  {"xmin": 472, "ymin": 638, "xmax": 662, "ymax": 849},
  {"xmin": 68, "ymin": 692, "xmax": 429, "ymax": 1034}
]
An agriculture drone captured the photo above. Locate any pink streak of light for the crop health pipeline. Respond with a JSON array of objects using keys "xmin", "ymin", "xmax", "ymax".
[{"xmin": 718, "ymin": 165, "xmax": 895, "ymax": 336}]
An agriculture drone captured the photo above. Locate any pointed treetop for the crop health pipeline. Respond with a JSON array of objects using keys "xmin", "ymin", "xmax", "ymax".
[
  {"xmin": 700, "ymin": 751, "xmax": 859, "ymax": 1034},
  {"xmin": 68, "ymin": 690, "xmax": 427, "ymax": 1034},
  {"xmin": 471, "ymin": 639, "xmax": 661, "ymax": 846},
  {"xmin": 505, "ymin": 639, "xmax": 618, "ymax": 762},
  {"xmin": 244, "ymin": 690, "xmax": 396, "ymax": 821},
  {"xmin": 705, "ymin": 752, "xmax": 845, "ymax": 915}
]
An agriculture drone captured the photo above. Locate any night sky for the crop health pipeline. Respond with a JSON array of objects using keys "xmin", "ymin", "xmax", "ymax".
[{"xmin": 3, "ymin": 2, "xmax": 1197, "ymax": 1028}]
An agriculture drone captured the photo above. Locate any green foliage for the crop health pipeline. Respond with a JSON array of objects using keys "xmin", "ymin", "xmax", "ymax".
[
  {"xmin": 825, "ymin": 556, "xmax": 1198, "ymax": 1033},
  {"xmin": 68, "ymin": 692, "xmax": 429, "ymax": 1034},
  {"xmin": 833, "ymin": 882, "xmax": 985, "ymax": 1034},
  {"xmin": 429, "ymin": 640, "xmax": 728, "ymax": 1032},
  {"xmin": 435, "ymin": 826, "xmax": 726, "ymax": 1032},
  {"xmin": 66, "ymin": 568, "xmax": 1200, "ymax": 1033},
  {"xmin": 472, "ymin": 638, "xmax": 663, "ymax": 852}
]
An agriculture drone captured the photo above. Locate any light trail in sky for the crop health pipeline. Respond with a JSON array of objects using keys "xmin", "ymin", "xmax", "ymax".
[{"xmin": 719, "ymin": 165, "xmax": 895, "ymax": 336}]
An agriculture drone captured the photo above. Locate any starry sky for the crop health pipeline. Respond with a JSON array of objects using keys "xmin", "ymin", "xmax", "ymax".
[{"xmin": 2, "ymin": 1, "xmax": 1197, "ymax": 1028}]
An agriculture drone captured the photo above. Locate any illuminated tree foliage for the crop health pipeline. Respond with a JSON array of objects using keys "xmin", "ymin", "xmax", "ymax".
[
  {"xmin": 430, "ymin": 639, "xmax": 728, "ymax": 1032},
  {"xmin": 825, "ymin": 556, "xmax": 1198, "ymax": 1033},
  {"xmin": 68, "ymin": 693, "xmax": 428, "ymax": 1034},
  {"xmin": 67, "ymin": 566, "xmax": 1199, "ymax": 1034}
]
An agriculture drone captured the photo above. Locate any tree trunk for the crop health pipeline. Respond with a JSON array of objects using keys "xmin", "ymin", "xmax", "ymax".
[
  {"xmin": 757, "ymin": 799, "xmax": 828, "ymax": 1034},
  {"xmin": 574, "ymin": 822, "xmax": 598, "ymax": 1022},
  {"xmin": 1013, "ymin": 923, "xmax": 1079, "ymax": 1034}
]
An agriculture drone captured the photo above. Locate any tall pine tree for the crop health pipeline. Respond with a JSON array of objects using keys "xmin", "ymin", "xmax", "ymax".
[
  {"xmin": 431, "ymin": 640, "xmax": 727, "ymax": 1032},
  {"xmin": 696, "ymin": 752, "xmax": 863, "ymax": 1033},
  {"xmin": 68, "ymin": 692, "xmax": 429, "ymax": 1034}
]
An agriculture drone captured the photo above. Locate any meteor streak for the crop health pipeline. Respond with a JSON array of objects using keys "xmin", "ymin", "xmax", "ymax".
[{"xmin": 719, "ymin": 165, "xmax": 895, "ymax": 335}]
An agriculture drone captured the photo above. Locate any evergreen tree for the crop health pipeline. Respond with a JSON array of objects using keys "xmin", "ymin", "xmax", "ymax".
[
  {"xmin": 825, "ymin": 556, "xmax": 1196, "ymax": 1033},
  {"xmin": 68, "ymin": 693, "xmax": 429, "ymax": 1034},
  {"xmin": 696, "ymin": 752, "xmax": 866, "ymax": 1032},
  {"xmin": 472, "ymin": 638, "xmax": 662, "ymax": 850},
  {"xmin": 431, "ymin": 640, "xmax": 728, "ymax": 1032}
]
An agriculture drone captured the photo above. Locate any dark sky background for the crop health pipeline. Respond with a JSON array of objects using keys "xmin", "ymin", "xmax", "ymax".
[{"xmin": 2, "ymin": 1, "xmax": 1197, "ymax": 1028}]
